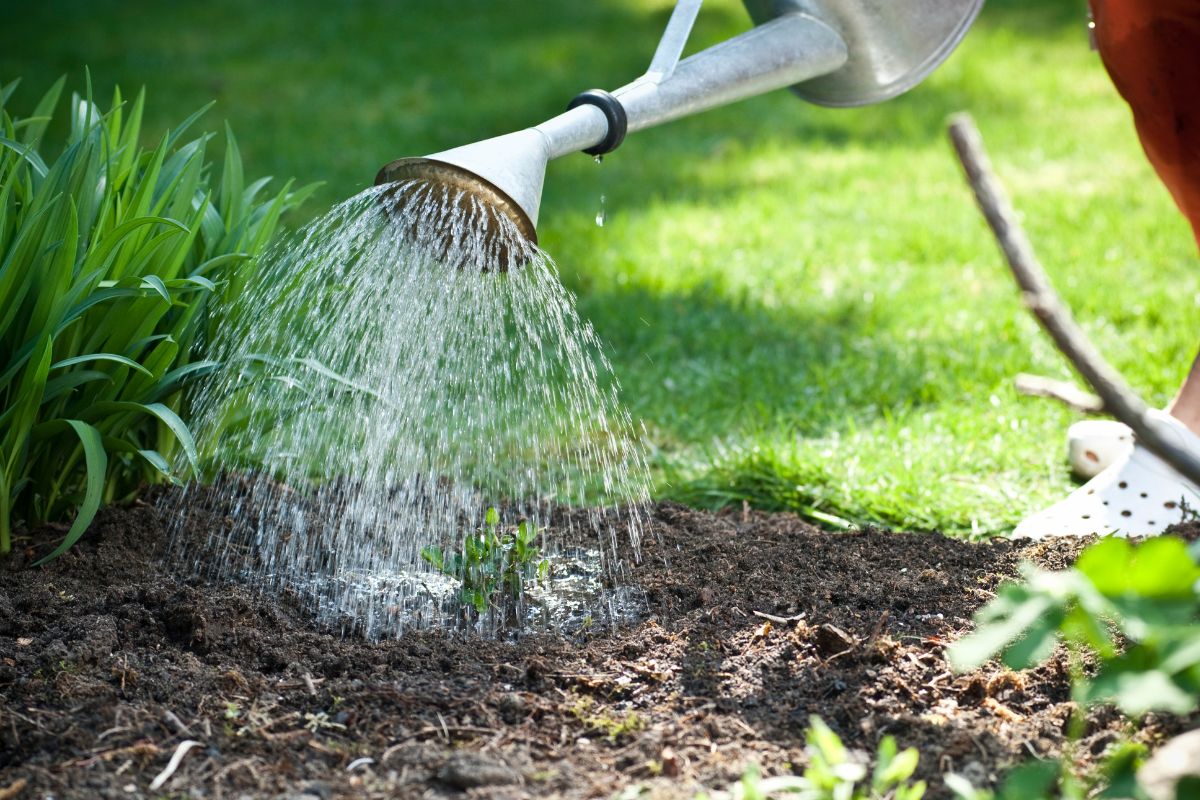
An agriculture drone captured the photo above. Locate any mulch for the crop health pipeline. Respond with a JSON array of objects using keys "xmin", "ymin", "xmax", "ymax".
[{"xmin": 0, "ymin": 496, "xmax": 1193, "ymax": 799}]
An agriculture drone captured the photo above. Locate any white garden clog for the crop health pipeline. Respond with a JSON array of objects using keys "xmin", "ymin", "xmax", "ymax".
[
  {"xmin": 1068, "ymin": 418, "xmax": 1133, "ymax": 478},
  {"xmin": 1014, "ymin": 411, "xmax": 1200, "ymax": 539}
]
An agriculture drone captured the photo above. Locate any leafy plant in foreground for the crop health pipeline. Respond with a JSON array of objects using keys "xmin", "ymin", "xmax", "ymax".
[
  {"xmin": 946, "ymin": 535, "xmax": 1200, "ymax": 799},
  {"xmin": 949, "ymin": 536, "xmax": 1200, "ymax": 715},
  {"xmin": 694, "ymin": 717, "xmax": 925, "ymax": 800},
  {"xmin": 0, "ymin": 74, "xmax": 315, "ymax": 559},
  {"xmin": 421, "ymin": 506, "xmax": 550, "ymax": 616}
]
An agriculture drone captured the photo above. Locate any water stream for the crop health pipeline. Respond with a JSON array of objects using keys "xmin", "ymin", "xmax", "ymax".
[{"xmin": 168, "ymin": 180, "xmax": 651, "ymax": 638}]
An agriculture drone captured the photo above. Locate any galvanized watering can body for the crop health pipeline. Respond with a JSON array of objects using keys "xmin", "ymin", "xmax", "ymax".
[
  {"xmin": 742, "ymin": 0, "xmax": 983, "ymax": 106},
  {"xmin": 377, "ymin": 0, "xmax": 985, "ymax": 257}
]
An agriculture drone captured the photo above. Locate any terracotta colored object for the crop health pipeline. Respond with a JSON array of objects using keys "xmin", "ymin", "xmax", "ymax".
[{"xmin": 1091, "ymin": 0, "xmax": 1200, "ymax": 246}]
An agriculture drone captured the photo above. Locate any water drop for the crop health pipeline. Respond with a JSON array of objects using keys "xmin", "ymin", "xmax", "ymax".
[
  {"xmin": 166, "ymin": 179, "xmax": 650, "ymax": 640},
  {"xmin": 595, "ymin": 194, "xmax": 606, "ymax": 228}
]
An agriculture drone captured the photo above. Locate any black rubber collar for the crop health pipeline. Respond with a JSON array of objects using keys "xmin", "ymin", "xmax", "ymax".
[{"xmin": 567, "ymin": 89, "xmax": 628, "ymax": 156}]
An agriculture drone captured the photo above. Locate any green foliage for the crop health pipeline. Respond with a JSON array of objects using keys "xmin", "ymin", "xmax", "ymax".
[
  {"xmin": 3, "ymin": 1, "xmax": 1193, "ymax": 535},
  {"xmin": 945, "ymin": 760, "xmax": 1064, "ymax": 800},
  {"xmin": 948, "ymin": 536, "xmax": 1200, "ymax": 798},
  {"xmin": 945, "ymin": 743, "xmax": 1151, "ymax": 800},
  {"xmin": 700, "ymin": 717, "xmax": 925, "ymax": 800},
  {"xmin": 421, "ymin": 506, "xmax": 549, "ymax": 616},
  {"xmin": 0, "ymin": 74, "xmax": 315, "ymax": 558},
  {"xmin": 949, "ymin": 536, "xmax": 1200, "ymax": 717}
]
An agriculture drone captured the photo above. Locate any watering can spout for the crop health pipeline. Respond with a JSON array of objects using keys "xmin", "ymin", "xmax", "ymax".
[
  {"xmin": 376, "ymin": 129, "xmax": 549, "ymax": 249},
  {"xmin": 375, "ymin": 0, "xmax": 983, "ymax": 263}
]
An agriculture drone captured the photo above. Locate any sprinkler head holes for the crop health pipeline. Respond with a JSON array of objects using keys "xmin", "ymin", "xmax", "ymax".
[{"xmin": 375, "ymin": 158, "xmax": 539, "ymax": 273}]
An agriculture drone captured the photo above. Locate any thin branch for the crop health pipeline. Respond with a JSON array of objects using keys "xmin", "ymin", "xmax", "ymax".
[
  {"xmin": 1013, "ymin": 373, "xmax": 1103, "ymax": 414},
  {"xmin": 947, "ymin": 113, "xmax": 1200, "ymax": 487}
]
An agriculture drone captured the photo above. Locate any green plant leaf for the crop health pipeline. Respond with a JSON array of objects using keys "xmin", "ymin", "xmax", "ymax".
[
  {"xmin": 0, "ymin": 135, "xmax": 49, "ymax": 177},
  {"xmin": 1075, "ymin": 538, "xmax": 1133, "ymax": 595},
  {"xmin": 140, "ymin": 274, "xmax": 171, "ymax": 303},
  {"xmin": 33, "ymin": 420, "xmax": 106, "ymax": 564},
  {"xmin": 1086, "ymin": 667, "xmax": 1197, "ymax": 716},
  {"xmin": 85, "ymin": 400, "xmax": 199, "ymax": 474},
  {"xmin": 948, "ymin": 584, "xmax": 1057, "ymax": 671},
  {"xmin": 1126, "ymin": 537, "xmax": 1200, "ymax": 598},
  {"xmin": 135, "ymin": 448, "xmax": 172, "ymax": 477},
  {"xmin": 997, "ymin": 760, "xmax": 1057, "ymax": 800},
  {"xmin": 420, "ymin": 545, "xmax": 444, "ymax": 572},
  {"xmin": 50, "ymin": 352, "xmax": 153, "ymax": 376},
  {"xmin": 21, "ymin": 74, "xmax": 64, "ymax": 146},
  {"xmin": 41, "ymin": 369, "xmax": 113, "ymax": 403},
  {"xmin": 0, "ymin": 76, "xmax": 309, "ymax": 558},
  {"xmin": 1000, "ymin": 606, "xmax": 1065, "ymax": 669}
]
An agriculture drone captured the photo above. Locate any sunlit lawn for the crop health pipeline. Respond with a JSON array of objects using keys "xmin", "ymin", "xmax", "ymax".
[{"xmin": 4, "ymin": 0, "xmax": 1195, "ymax": 534}]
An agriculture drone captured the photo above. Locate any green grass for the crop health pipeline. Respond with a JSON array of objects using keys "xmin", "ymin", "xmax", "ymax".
[{"xmin": 4, "ymin": 0, "xmax": 1195, "ymax": 535}]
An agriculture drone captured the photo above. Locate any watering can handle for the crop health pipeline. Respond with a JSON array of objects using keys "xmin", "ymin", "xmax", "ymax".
[{"xmin": 645, "ymin": 0, "xmax": 703, "ymax": 84}]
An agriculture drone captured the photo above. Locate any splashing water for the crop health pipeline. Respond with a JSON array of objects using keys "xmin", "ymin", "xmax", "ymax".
[{"xmin": 168, "ymin": 180, "xmax": 651, "ymax": 638}]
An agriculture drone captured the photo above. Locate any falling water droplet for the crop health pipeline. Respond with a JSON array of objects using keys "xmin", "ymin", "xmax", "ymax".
[
  {"xmin": 166, "ymin": 180, "xmax": 650, "ymax": 640},
  {"xmin": 595, "ymin": 194, "xmax": 606, "ymax": 227}
]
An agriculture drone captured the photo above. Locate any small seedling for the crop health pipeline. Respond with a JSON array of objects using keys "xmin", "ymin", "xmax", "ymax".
[
  {"xmin": 695, "ymin": 718, "xmax": 925, "ymax": 799},
  {"xmin": 421, "ymin": 506, "xmax": 550, "ymax": 617}
]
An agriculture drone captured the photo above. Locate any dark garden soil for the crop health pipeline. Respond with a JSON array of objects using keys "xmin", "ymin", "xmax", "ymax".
[{"xmin": 1, "ymin": 497, "xmax": 1195, "ymax": 800}]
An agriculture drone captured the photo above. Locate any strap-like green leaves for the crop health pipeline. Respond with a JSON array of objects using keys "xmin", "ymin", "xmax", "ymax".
[
  {"xmin": 0, "ymin": 76, "xmax": 314, "ymax": 558},
  {"xmin": 50, "ymin": 352, "xmax": 154, "ymax": 377},
  {"xmin": 33, "ymin": 419, "xmax": 105, "ymax": 564}
]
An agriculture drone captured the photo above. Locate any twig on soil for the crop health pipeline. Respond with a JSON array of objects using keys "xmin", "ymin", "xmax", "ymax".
[
  {"xmin": 276, "ymin": 675, "xmax": 326, "ymax": 691},
  {"xmin": 730, "ymin": 718, "xmax": 759, "ymax": 739},
  {"xmin": 967, "ymin": 732, "xmax": 990, "ymax": 760},
  {"xmin": 4, "ymin": 707, "xmax": 45, "ymax": 731},
  {"xmin": 1014, "ymin": 373, "xmax": 1104, "ymax": 413},
  {"xmin": 307, "ymin": 739, "xmax": 339, "ymax": 755},
  {"xmin": 948, "ymin": 113, "xmax": 1200, "ymax": 487},
  {"xmin": 751, "ymin": 610, "xmax": 806, "ymax": 624},
  {"xmin": 383, "ymin": 723, "xmax": 497, "ymax": 755},
  {"xmin": 148, "ymin": 739, "xmax": 201, "ymax": 791},
  {"xmin": 866, "ymin": 610, "xmax": 890, "ymax": 649},
  {"xmin": 0, "ymin": 779, "xmax": 28, "ymax": 800},
  {"xmin": 212, "ymin": 757, "xmax": 265, "ymax": 799},
  {"xmin": 161, "ymin": 709, "xmax": 193, "ymax": 737},
  {"xmin": 924, "ymin": 671, "xmax": 954, "ymax": 691},
  {"xmin": 68, "ymin": 740, "xmax": 160, "ymax": 768}
]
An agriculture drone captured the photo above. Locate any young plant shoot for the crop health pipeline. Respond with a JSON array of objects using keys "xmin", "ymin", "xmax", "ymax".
[{"xmin": 421, "ymin": 506, "xmax": 550, "ymax": 618}]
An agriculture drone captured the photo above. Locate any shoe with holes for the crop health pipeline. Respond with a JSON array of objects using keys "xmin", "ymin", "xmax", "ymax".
[
  {"xmin": 1068, "ymin": 418, "xmax": 1133, "ymax": 479},
  {"xmin": 1014, "ymin": 411, "xmax": 1200, "ymax": 539}
]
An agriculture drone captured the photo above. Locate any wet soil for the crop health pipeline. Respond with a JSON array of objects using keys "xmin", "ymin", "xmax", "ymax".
[{"xmin": 0, "ymin": 498, "xmax": 1192, "ymax": 799}]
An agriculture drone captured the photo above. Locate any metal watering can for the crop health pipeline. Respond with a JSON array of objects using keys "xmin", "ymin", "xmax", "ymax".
[{"xmin": 376, "ymin": 0, "xmax": 983, "ymax": 255}]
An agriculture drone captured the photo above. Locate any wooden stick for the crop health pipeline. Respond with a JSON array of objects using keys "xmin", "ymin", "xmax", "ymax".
[
  {"xmin": 947, "ymin": 113, "xmax": 1200, "ymax": 487},
  {"xmin": 1013, "ymin": 373, "xmax": 1103, "ymax": 414}
]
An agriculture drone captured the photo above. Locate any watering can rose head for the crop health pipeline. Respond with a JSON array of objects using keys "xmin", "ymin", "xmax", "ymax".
[{"xmin": 374, "ymin": 156, "xmax": 539, "ymax": 272}]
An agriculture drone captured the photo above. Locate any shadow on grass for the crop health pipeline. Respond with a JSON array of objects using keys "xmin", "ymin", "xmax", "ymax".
[
  {"xmin": 558, "ymin": 278, "xmax": 1036, "ymax": 531},
  {"xmin": 575, "ymin": 282, "xmax": 998, "ymax": 435}
]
